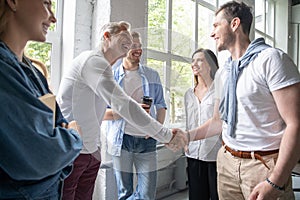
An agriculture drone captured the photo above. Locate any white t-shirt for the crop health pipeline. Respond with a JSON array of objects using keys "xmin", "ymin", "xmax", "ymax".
[
  {"xmin": 217, "ymin": 48, "xmax": 300, "ymax": 151},
  {"xmin": 56, "ymin": 50, "xmax": 172, "ymax": 154},
  {"xmin": 123, "ymin": 70, "xmax": 145, "ymax": 136}
]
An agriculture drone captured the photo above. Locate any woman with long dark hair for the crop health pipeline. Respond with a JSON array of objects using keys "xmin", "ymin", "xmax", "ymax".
[{"xmin": 184, "ymin": 48, "xmax": 221, "ymax": 200}]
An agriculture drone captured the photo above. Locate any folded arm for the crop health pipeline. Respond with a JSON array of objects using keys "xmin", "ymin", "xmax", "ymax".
[{"xmin": 0, "ymin": 60, "xmax": 82, "ymax": 181}]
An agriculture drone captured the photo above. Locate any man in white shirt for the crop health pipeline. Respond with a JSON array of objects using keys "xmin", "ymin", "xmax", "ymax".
[
  {"xmin": 188, "ymin": 2, "xmax": 300, "ymax": 199},
  {"xmin": 57, "ymin": 22, "xmax": 187, "ymax": 200}
]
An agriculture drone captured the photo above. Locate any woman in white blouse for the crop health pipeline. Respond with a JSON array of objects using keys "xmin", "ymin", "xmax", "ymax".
[{"xmin": 184, "ymin": 48, "xmax": 221, "ymax": 200}]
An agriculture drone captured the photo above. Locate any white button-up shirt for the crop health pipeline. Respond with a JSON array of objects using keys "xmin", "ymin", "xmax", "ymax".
[{"xmin": 184, "ymin": 85, "xmax": 222, "ymax": 161}]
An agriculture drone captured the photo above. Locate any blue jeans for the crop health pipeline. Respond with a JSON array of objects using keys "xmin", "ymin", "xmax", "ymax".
[{"xmin": 112, "ymin": 134, "xmax": 157, "ymax": 200}]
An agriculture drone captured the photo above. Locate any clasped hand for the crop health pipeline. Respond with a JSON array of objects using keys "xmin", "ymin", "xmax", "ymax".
[{"xmin": 166, "ymin": 128, "xmax": 189, "ymax": 151}]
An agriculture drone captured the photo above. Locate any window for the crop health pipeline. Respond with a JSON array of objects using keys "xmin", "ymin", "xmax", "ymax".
[
  {"xmin": 171, "ymin": 0, "xmax": 195, "ymax": 58},
  {"xmin": 25, "ymin": 42, "xmax": 53, "ymax": 81},
  {"xmin": 148, "ymin": 0, "xmax": 282, "ymax": 128},
  {"xmin": 25, "ymin": 0, "xmax": 63, "ymax": 93},
  {"xmin": 254, "ymin": 0, "xmax": 275, "ymax": 46},
  {"xmin": 147, "ymin": 0, "xmax": 220, "ymax": 128}
]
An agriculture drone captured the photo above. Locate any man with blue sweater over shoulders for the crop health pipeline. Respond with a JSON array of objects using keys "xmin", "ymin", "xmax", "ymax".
[{"xmin": 187, "ymin": 1, "xmax": 300, "ymax": 200}]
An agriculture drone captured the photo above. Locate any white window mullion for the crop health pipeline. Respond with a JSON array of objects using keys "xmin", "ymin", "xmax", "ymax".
[{"xmin": 46, "ymin": 0, "xmax": 63, "ymax": 93}]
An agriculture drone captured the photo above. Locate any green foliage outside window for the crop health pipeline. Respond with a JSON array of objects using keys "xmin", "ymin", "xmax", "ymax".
[
  {"xmin": 148, "ymin": 0, "xmax": 167, "ymax": 52},
  {"xmin": 148, "ymin": 0, "xmax": 195, "ymax": 125},
  {"xmin": 25, "ymin": 42, "xmax": 52, "ymax": 73},
  {"xmin": 170, "ymin": 61, "xmax": 192, "ymax": 124}
]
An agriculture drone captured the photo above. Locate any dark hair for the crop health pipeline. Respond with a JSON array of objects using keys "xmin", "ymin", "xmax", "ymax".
[
  {"xmin": 192, "ymin": 48, "xmax": 219, "ymax": 87},
  {"xmin": 216, "ymin": 1, "xmax": 253, "ymax": 35},
  {"xmin": 131, "ymin": 31, "xmax": 140, "ymax": 39},
  {"xmin": 0, "ymin": 1, "xmax": 10, "ymax": 37}
]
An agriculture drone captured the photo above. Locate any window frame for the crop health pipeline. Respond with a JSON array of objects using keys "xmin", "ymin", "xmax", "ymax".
[
  {"xmin": 146, "ymin": 0, "xmax": 218, "ymax": 127},
  {"xmin": 254, "ymin": 0, "xmax": 276, "ymax": 46},
  {"xmin": 45, "ymin": 0, "xmax": 63, "ymax": 93}
]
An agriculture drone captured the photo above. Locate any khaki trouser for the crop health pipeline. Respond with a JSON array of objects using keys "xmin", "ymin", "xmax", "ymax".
[{"xmin": 217, "ymin": 145, "xmax": 294, "ymax": 200}]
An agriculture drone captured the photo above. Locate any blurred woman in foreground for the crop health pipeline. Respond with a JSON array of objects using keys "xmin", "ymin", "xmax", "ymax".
[{"xmin": 0, "ymin": 0, "xmax": 82, "ymax": 199}]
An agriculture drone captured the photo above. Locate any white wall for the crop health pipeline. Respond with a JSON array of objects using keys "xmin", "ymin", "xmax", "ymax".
[
  {"xmin": 61, "ymin": 0, "xmax": 93, "ymax": 79},
  {"xmin": 64, "ymin": 0, "xmax": 148, "ymax": 51},
  {"xmin": 91, "ymin": 0, "xmax": 111, "ymax": 49}
]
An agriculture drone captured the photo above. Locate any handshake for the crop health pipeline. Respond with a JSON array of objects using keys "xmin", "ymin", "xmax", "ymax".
[{"xmin": 166, "ymin": 129, "xmax": 190, "ymax": 152}]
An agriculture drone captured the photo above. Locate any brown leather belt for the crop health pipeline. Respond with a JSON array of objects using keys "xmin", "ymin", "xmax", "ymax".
[{"xmin": 222, "ymin": 141, "xmax": 279, "ymax": 170}]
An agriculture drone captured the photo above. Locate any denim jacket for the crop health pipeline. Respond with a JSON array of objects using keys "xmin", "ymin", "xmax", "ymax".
[
  {"xmin": 0, "ymin": 41, "xmax": 82, "ymax": 199},
  {"xmin": 106, "ymin": 63, "xmax": 166, "ymax": 156}
]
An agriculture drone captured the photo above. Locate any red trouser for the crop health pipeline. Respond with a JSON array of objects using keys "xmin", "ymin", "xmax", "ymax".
[{"xmin": 62, "ymin": 153, "xmax": 101, "ymax": 200}]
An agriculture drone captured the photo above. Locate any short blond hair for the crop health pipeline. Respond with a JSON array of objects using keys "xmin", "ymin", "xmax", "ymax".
[{"xmin": 100, "ymin": 21, "xmax": 131, "ymax": 41}]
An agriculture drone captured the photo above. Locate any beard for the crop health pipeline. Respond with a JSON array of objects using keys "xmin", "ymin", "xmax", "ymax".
[
  {"xmin": 217, "ymin": 30, "xmax": 235, "ymax": 52},
  {"xmin": 128, "ymin": 56, "xmax": 140, "ymax": 64}
]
